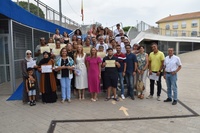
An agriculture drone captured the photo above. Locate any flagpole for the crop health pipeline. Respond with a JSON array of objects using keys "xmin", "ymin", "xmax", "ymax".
[{"xmin": 81, "ymin": 0, "xmax": 84, "ymax": 25}]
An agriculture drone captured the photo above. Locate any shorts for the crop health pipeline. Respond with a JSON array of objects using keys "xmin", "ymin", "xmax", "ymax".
[
  {"xmin": 104, "ymin": 76, "xmax": 118, "ymax": 89},
  {"xmin": 28, "ymin": 89, "xmax": 36, "ymax": 96}
]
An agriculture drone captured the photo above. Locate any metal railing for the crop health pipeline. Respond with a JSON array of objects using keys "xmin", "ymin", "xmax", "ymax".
[{"xmin": 14, "ymin": 0, "xmax": 80, "ymax": 29}]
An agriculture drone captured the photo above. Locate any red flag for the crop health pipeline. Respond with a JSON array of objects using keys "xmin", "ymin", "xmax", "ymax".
[{"xmin": 81, "ymin": 0, "xmax": 84, "ymax": 21}]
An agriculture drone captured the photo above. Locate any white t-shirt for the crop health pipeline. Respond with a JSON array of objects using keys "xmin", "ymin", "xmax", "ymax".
[
  {"xmin": 120, "ymin": 42, "xmax": 126, "ymax": 54},
  {"xmin": 164, "ymin": 55, "xmax": 182, "ymax": 72},
  {"xmin": 96, "ymin": 43, "xmax": 108, "ymax": 53}
]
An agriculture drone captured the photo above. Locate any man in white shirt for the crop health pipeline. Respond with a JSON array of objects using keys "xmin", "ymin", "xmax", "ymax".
[
  {"xmin": 163, "ymin": 48, "xmax": 182, "ymax": 105},
  {"xmin": 96, "ymin": 36, "xmax": 108, "ymax": 53},
  {"xmin": 115, "ymin": 29, "xmax": 128, "ymax": 44},
  {"xmin": 114, "ymin": 23, "xmax": 121, "ymax": 36}
]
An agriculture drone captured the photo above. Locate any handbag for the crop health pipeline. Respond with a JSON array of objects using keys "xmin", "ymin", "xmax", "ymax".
[{"xmin": 137, "ymin": 74, "xmax": 144, "ymax": 92}]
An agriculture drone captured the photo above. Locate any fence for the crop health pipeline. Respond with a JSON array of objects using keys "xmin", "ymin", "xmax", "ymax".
[{"xmin": 14, "ymin": 0, "xmax": 80, "ymax": 30}]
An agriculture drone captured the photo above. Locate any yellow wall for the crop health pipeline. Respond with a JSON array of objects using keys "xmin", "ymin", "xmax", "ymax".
[{"xmin": 158, "ymin": 18, "xmax": 200, "ymax": 36}]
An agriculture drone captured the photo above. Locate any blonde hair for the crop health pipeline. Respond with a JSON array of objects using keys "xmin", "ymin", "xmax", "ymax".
[
  {"xmin": 74, "ymin": 45, "xmax": 84, "ymax": 63},
  {"xmin": 90, "ymin": 47, "xmax": 97, "ymax": 58}
]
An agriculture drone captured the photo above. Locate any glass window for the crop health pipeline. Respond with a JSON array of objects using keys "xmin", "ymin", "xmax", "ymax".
[
  {"xmin": 182, "ymin": 21, "xmax": 186, "ymax": 28},
  {"xmin": 191, "ymin": 20, "xmax": 198, "ymax": 27},
  {"xmin": 173, "ymin": 22, "xmax": 178, "ymax": 29},
  {"xmin": 165, "ymin": 24, "xmax": 170, "ymax": 30}
]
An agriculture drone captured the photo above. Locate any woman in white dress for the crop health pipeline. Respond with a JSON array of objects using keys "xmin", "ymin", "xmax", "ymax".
[{"xmin": 74, "ymin": 45, "xmax": 88, "ymax": 100}]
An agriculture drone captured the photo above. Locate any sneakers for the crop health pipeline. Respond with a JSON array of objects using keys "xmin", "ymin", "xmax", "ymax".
[
  {"xmin": 29, "ymin": 101, "xmax": 33, "ymax": 106},
  {"xmin": 61, "ymin": 99, "xmax": 65, "ymax": 103},
  {"xmin": 146, "ymin": 95, "xmax": 153, "ymax": 99},
  {"xmin": 32, "ymin": 100, "xmax": 36, "ymax": 106},
  {"xmin": 157, "ymin": 96, "xmax": 161, "ymax": 101},
  {"xmin": 67, "ymin": 99, "xmax": 71, "ymax": 103},
  {"xmin": 121, "ymin": 94, "xmax": 125, "ymax": 100},
  {"xmin": 164, "ymin": 98, "xmax": 172, "ymax": 102},
  {"xmin": 172, "ymin": 100, "xmax": 177, "ymax": 105}
]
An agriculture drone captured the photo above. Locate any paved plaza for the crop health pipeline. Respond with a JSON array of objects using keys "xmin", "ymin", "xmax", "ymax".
[{"xmin": 0, "ymin": 50, "xmax": 200, "ymax": 133}]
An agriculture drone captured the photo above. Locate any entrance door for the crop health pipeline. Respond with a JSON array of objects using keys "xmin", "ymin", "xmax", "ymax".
[{"xmin": 0, "ymin": 35, "xmax": 10, "ymax": 84}]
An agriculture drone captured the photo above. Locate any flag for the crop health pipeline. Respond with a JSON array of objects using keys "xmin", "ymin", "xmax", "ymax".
[{"xmin": 81, "ymin": 0, "xmax": 84, "ymax": 21}]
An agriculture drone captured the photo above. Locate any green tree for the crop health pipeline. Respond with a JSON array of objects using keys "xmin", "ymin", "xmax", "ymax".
[{"xmin": 17, "ymin": 1, "xmax": 45, "ymax": 19}]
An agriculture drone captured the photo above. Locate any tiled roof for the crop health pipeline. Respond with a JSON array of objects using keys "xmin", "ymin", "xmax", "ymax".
[{"xmin": 156, "ymin": 11, "xmax": 200, "ymax": 24}]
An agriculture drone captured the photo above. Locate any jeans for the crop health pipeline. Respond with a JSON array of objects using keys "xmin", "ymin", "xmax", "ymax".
[
  {"xmin": 166, "ymin": 73, "xmax": 178, "ymax": 100},
  {"xmin": 125, "ymin": 73, "xmax": 134, "ymax": 97},
  {"xmin": 150, "ymin": 72, "xmax": 162, "ymax": 96},
  {"xmin": 118, "ymin": 72, "xmax": 125, "ymax": 95},
  {"xmin": 60, "ymin": 77, "xmax": 71, "ymax": 100}
]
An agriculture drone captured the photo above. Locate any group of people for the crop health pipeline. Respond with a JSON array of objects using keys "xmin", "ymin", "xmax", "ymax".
[{"xmin": 21, "ymin": 24, "xmax": 182, "ymax": 106}]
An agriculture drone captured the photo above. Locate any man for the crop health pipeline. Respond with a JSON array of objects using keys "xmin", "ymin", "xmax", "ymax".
[
  {"xmin": 34, "ymin": 37, "xmax": 48, "ymax": 88},
  {"xmin": 114, "ymin": 23, "xmax": 123, "ymax": 36},
  {"xmin": 120, "ymin": 36, "xmax": 126, "ymax": 54},
  {"xmin": 96, "ymin": 36, "xmax": 108, "ymax": 53},
  {"xmin": 115, "ymin": 29, "xmax": 128, "ymax": 44},
  {"xmin": 125, "ymin": 45, "xmax": 137, "ymax": 100},
  {"xmin": 91, "ymin": 36, "xmax": 97, "ymax": 47},
  {"xmin": 114, "ymin": 45, "xmax": 126, "ymax": 99},
  {"xmin": 102, "ymin": 48, "xmax": 120, "ymax": 101},
  {"xmin": 147, "ymin": 42, "xmax": 165, "ymax": 101},
  {"xmin": 163, "ymin": 48, "xmax": 182, "ymax": 105}
]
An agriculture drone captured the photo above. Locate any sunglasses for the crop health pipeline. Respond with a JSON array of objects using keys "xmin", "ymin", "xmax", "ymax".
[{"xmin": 27, "ymin": 53, "xmax": 32, "ymax": 55}]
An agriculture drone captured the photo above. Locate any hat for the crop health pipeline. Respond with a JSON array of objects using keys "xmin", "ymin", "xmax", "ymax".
[{"xmin": 26, "ymin": 50, "xmax": 32, "ymax": 54}]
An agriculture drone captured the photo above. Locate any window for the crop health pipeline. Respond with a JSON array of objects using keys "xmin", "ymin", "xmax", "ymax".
[
  {"xmin": 165, "ymin": 24, "xmax": 170, "ymax": 30},
  {"xmin": 173, "ymin": 22, "xmax": 178, "ymax": 29},
  {"xmin": 165, "ymin": 30, "xmax": 170, "ymax": 36},
  {"xmin": 182, "ymin": 30, "xmax": 186, "ymax": 36},
  {"xmin": 191, "ymin": 20, "xmax": 198, "ymax": 27},
  {"xmin": 173, "ymin": 30, "xmax": 178, "ymax": 36},
  {"xmin": 181, "ymin": 21, "xmax": 186, "ymax": 28},
  {"xmin": 191, "ymin": 30, "xmax": 197, "ymax": 37}
]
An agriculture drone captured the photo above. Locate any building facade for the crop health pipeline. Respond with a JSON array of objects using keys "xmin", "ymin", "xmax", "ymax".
[{"xmin": 156, "ymin": 11, "xmax": 200, "ymax": 37}]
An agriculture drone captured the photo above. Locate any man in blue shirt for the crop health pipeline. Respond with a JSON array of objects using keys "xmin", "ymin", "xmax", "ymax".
[{"xmin": 125, "ymin": 45, "xmax": 137, "ymax": 100}]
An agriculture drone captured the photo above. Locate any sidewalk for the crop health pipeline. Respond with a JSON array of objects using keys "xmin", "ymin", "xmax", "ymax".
[{"xmin": 0, "ymin": 50, "xmax": 200, "ymax": 133}]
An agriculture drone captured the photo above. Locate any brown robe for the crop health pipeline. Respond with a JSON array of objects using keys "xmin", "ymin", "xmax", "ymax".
[{"xmin": 39, "ymin": 59, "xmax": 57, "ymax": 93}]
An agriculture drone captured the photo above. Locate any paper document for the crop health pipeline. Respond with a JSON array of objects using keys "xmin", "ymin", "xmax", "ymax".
[
  {"xmin": 41, "ymin": 65, "xmax": 52, "ymax": 73},
  {"xmin": 27, "ymin": 60, "xmax": 36, "ymax": 68},
  {"xmin": 105, "ymin": 60, "xmax": 116, "ymax": 67},
  {"xmin": 149, "ymin": 72, "xmax": 159, "ymax": 81}
]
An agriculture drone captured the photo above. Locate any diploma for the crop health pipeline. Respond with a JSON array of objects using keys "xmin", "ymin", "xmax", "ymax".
[
  {"xmin": 105, "ymin": 60, "xmax": 116, "ymax": 67},
  {"xmin": 61, "ymin": 44, "xmax": 66, "ymax": 48},
  {"xmin": 52, "ymin": 48, "xmax": 61, "ymax": 56},
  {"xmin": 149, "ymin": 72, "xmax": 159, "ymax": 81},
  {"xmin": 41, "ymin": 65, "xmax": 52, "ymax": 73},
  {"xmin": 83, "ymin": 47, "xmax": 91, "ymax": 54},
  {"xmin": 27, "ymin": 60, "xmax": 36, "ymax": 68},
  {"xmin": 97, "ymin": 52, "xmax": 106, "ymax": 58},
  {"xmin": 48, "ymin": 43, "xmax": 56, "ymax": 49},
  {"xmin": 40, "ymin": 46, "xmax": 50, "ymax": 53}
]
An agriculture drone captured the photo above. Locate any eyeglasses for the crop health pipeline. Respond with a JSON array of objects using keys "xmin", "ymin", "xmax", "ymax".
[{"xmin": 27, "ymin": 53, "xmax": 32, "ymax": 55}]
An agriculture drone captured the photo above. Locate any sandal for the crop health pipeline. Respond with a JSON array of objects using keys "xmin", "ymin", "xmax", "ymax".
[
  {"xmin": 104, "ymin": 97, "xmax": 111, "ymax": 101},
  {"xmin": 113, "ymin": 98, "xmax": 119, "ymax": 101},
  {"xmin": 140, "ymin": 94, "xmax": 144, "ymax": 99}
]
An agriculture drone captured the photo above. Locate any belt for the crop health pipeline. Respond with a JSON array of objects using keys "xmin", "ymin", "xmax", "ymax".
[{"xmin": 166, "ymin": 72, "xmax": 172, "ymax": 74}]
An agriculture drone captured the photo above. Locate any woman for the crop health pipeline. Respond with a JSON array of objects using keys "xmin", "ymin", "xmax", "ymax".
[
  {"xmin": 86, "ymin": 47, "xmax": 102, "ymax": 101},
  {"xmin": 73, "ymin": 41, "xmax": 78, "ymax": 52},
  {"xmin": 136, "ymin": 46, "xmax": 149, "ymax": 99},
  {"xmin": 84, "ymin": 38, "xmax": 91, "ymax": 47},
  {"xmin": 74, "ymin": 29, "xmax": 82, "ymax": 39},
  {"xmin": 53, "ymin": 28, "xmax": 62, "ymax": 42},
  {"xmin": 63, "ymin": 32, "xmax": 70, "ymax": 44},
  {"xmin": 21, "ymin": 50, "xmax": 38, "ymax": 104},
  {"xmin": 74, "ymin": 45, "xmax": 88, "ymax": 100},
  {"xmin": 38, "ymin": 51, "xmax": 57, "ymax": 103},
  {"xmin": 55, "ymin": 48, "xmax": 74, "ymax": 103}
]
